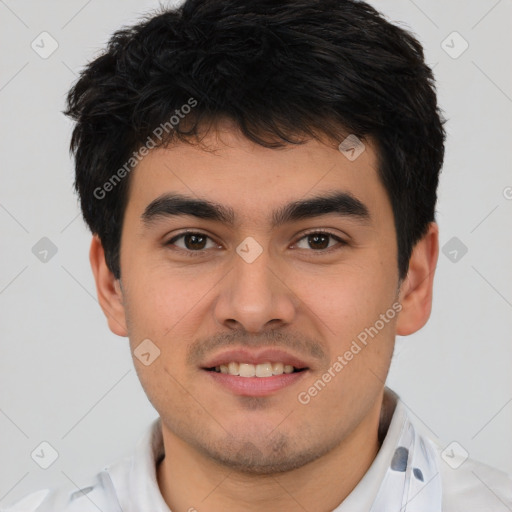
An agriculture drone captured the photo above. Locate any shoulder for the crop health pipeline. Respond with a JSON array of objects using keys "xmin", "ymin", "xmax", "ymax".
[
  {"xmin": 435, "ymin": 445, "xmax": 512, "ymax": 511},
  {"xmin": 2, "ymin": 419, "xmax": 160, "ymax": 512},
  {"xmin": 0, "ymin": 471, "xmax": 121, "ymax": 512}
]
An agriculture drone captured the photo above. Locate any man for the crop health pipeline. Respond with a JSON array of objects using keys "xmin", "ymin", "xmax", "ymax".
[{"xmin": 4, "ymin": 0, "xmax": 511, "ymax": 510}]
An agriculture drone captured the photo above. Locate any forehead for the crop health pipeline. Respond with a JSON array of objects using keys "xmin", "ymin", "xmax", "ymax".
[{"xmin": 124, "ymin": 128, "xmax": 390, "ymax": 227}]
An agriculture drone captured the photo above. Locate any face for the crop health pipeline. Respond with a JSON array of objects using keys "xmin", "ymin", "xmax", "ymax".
[{"xmin": 111, "ymin": 124, "xmax": 403, "ymax": 473}]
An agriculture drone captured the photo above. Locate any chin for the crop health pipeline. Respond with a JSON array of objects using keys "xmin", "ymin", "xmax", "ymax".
[{"xmin": 198, "ymin": 433, "xmax": 332, "ymax": 475}]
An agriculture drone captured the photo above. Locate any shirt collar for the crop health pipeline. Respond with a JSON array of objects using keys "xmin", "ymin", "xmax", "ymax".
[
  {"xmin": 334, "ymin": 388, "xmax": 407, "ymax": 510},
  {"xmin": 106, "ymin": 417, "xmax": 169, "ymax": 512},
  {"xmin": 105, "ymin": 387, "xmax": 440, "ymax": 512}
]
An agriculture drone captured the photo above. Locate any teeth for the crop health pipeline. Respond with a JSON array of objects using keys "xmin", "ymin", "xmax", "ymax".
[
  {"xmin": 228, "ymin": 362, "xmax": 239, "ymax": 375},
  {"xmin": 256, "ymin": 362, "xmax": 273, "ymax": 377},
  {"xmin": 212, "ymin": 362, "xmax": 302, "ymax": 377},
  {"xmin": 272, "ymin": 362, "xmax": 284, "ymax": 375},
  {"xmin": 239, "ymin": 363, "xmax": 256, "ymax": 377}
]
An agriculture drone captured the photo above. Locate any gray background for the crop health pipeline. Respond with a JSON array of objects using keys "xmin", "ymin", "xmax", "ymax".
[{"xmin": 1, "ymin": 0, "xmax": 511, "ymax": 506}]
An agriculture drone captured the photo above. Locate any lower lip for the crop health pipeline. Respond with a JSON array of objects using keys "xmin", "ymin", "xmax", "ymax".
[{"xmin": 204, "ymin": 369, "xmax": 308, "ymax": 396}]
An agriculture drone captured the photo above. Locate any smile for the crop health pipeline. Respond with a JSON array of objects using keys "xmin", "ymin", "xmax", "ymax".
[{"xmin": 207, "ymin": 361, "xmax": 306, "ymax": 377}]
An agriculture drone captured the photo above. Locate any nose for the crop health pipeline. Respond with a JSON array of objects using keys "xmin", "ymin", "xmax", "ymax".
[{"xmin": 213, "ymin": 241, "xmax": 297, "ymax": 333}]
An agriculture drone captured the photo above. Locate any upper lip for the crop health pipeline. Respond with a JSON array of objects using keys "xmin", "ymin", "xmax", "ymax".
[{"xmin": 201, "ymin": 348, "xmax": 310, "ymax": 369}]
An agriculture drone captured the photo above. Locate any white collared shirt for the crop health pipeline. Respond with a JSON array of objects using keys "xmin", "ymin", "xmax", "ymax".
[{"xmin": 3, "ymin": 389, "xmax": 511, "ymax": 511}]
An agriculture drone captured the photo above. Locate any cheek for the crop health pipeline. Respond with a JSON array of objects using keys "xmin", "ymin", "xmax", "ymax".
[
  {"xmin": 295, "ymin": 266, "xmax": 398, "ymax": 394},
  {"xmin": 123, "ymin": 262, "xmax": 208, "ymax": 330},
  {"xmin": 291, "ymin": 260, "xmax": 395, "ymax": 332}
]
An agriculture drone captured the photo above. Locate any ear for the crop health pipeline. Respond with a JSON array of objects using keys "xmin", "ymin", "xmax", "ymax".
[
  {"xmin": 396, "ymin": 222, "xmax": 439, "ymax": 336},
  {"xmin": 89, "ymin": 235, "xmax": 128, "ymax": 337}
]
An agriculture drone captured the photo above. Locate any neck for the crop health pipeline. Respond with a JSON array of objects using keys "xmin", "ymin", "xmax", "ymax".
[{"xmin": 157, "ymin": 391, "xmax": 389, "ymax": 511}]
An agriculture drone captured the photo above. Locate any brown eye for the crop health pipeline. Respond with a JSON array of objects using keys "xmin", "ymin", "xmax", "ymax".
[
  {"xmin": 183, "ymin": 233, "xmax": 207, "ymax": 250},
  {"xmin": 167, "ymin": 232, "xmax": 216, "ymax": 251},
  {"xmin": 294, "ymin": 231, "xmax": 346, "ymax": 251},
  {"xmin": 307, "ymin": 233, "xmax": 331, "ymax": 250}
]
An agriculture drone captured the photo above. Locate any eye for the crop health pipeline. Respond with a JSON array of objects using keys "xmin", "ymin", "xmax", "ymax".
[
  {"xmin": 167, "ymin": 231, "xmax": 218, "ymax": 252},
  {"xmin": 165, "ymin": 230, "xmax": 347, "ymax": 256},
  {"xmin": 293, "ymin": 230, "xmax": 347, "ymax": 252}
]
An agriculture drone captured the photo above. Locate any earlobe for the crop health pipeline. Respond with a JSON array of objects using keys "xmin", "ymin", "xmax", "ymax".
[
  {"xmin": 89, "ymin": 235, "xmax": 129, "ymax": 337},
  {"xmin": 396, "ymin": 222, "xmax": 439, "ymax": 336}
]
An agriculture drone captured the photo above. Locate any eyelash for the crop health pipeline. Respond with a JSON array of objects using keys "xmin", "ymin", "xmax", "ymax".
[{"xmin": 165, "ymin": 229, "xmax": 347, "ymax": 257}]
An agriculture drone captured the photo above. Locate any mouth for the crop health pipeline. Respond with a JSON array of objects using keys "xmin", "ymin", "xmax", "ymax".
[
  {"xmin": 205, "ymin": 362, "xmax": 307, "ymax": 377},
  {"xmin": 201, "ymin": 349, "xmax": 310, "ymax": 396}
]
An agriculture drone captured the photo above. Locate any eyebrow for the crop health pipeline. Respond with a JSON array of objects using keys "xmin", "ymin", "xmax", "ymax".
[{"xmin": 141, "ymin": 191, "xmax": 371, "ymax": 228}]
